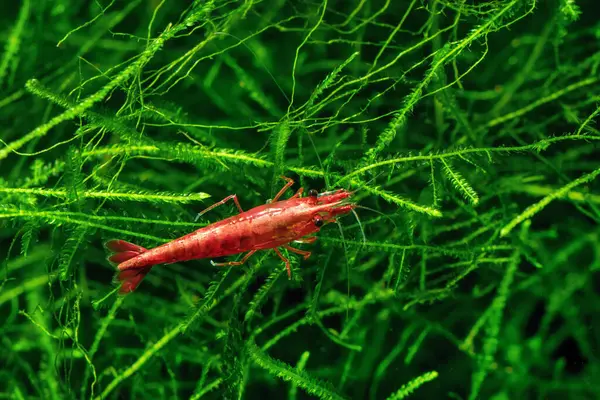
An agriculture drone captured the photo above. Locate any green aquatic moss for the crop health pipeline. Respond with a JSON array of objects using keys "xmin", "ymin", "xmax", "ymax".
[{"xmin": 1, "ymin": 0, "xmax": 599, "ymax": 399}]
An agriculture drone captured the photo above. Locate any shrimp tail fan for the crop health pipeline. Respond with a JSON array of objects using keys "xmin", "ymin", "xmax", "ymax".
[{"xmin": 104, "ymin": 239, "xmax": 151, "ymax": 294}]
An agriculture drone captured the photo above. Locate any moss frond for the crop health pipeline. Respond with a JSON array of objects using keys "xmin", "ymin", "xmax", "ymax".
[
  {"xmin": 385, "ymin": 370, "xmax": 439, "ymax": 400},
  {"xmin": 246, "ymin": 339, "xmax": 347, "ymax": 400},
  {"xmin": 0, "ymin": 0, "xmax": 30, "ymax": 88},
  {"xmin": 440, "ymin": 158, "xmax": 479, "ymax": 206},
  {"xmin": 501, "ymin": 167, "xmax": 600, "ymax": 237}
]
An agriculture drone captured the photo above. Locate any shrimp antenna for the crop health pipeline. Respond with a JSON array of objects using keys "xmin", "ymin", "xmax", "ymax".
[
  {"xmin": 213, "ymin": 31, "xmax": 291, "ymax": 105},
  {"xmin": 353, "ymin": 205, "xmax": 398, "ymax": 232},
  {"xmin": 335, "ymin": 219, "xmax": 351, "ymax": 321},
  {"xmin": 305, "ymin": 131, "xmax": 328, "ymax": 187},
  {"xmin": 351, "ymin": 208, "xmax": 367, "ymax": 247},
  {"xmin": 215, "ymin": 30, "xmax": 331, "ymax": 190},
  {"xmin": 338, "ymin": 171, "xmax": 383, "ymax": 193},
  {"xmin": 344, "ymin": 170, "xmax": 385, "ymax": 193}
]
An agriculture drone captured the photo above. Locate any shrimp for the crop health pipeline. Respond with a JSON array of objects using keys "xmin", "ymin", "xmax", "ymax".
[{"xmin": 105, "ymin": 176, "xmax": 355, "ymax": 294}]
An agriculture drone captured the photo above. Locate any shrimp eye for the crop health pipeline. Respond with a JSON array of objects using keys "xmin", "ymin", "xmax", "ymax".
[
  {"xmin": 308, "ymin": 189, "xmax": 318, "ymax": 197},
  {"xmin": 314, "ymin": 217, "xmax": 324, "ymax": 227}
]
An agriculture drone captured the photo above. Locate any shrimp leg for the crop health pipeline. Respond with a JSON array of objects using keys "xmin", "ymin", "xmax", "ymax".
[
  {"xmin": 274, "ymin": 248, "xmax": 292, "ymax": 278},
  {"xmin": 199, "ymin": 176, "xmax": 295, "ymax": 218},
  {"xmin": 283, "ymin": 244, "xmax": 311, "ymax": 259},
  {"xmin": 271, "ymin": 176, "xmax": 295, "ymax": 202},
  {"xmin": 210, "ymin": 250, "xmax": 256, "ymax": 267},
  {"xmin": 290, "ymin": 187, "xmax": 304, "ymax": 199},
  {"xmin": 196, "ymin": 194, "xmax": 244, "ymax": 220}
]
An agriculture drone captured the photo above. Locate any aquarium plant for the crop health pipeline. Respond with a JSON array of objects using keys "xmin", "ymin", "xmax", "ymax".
[{"xmin": 1, "ymin": 0, "xmax": 599, "ymax": 399}]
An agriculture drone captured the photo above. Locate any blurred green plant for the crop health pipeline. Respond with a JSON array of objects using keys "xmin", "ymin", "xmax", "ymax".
[{"xmin": 1, "ymin": 0, "xmax": 599, "ymax": 399}]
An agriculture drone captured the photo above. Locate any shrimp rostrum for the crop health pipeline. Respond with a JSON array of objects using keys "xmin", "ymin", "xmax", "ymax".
[{"xmin": 105, "ymin": 176, "xmax": 356, "ymax": 294}]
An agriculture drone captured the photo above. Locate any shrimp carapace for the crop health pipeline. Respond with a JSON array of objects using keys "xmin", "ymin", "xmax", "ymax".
[{"xmin": 105, "ymin": 177, "xmax": 356, "ymax": 294}]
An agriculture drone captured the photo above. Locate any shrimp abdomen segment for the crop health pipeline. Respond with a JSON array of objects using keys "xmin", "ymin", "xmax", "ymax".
[
  {"xmin": 125, "ymin": 225, "xmax": 257, "ymax": 268},
  {"xmin": 144, "ymin": 202, "xmax": 306, "ymax": 263}
]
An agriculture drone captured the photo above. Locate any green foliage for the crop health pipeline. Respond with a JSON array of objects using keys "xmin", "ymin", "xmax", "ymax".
[
  {"xmin": 246, "ymin": 339, "xmax": 347, "ymax": 400},
  {"xmin": 1, "ymin": 0, "xmax": 599, "ymax": 399},
  {"xmin": 385, "ymin": 370, "xmax": 439, "ymax": 400}
]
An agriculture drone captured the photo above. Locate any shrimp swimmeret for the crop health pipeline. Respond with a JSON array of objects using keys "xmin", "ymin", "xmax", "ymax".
[{"xmin": 105, "ymin": 176, "xmax": 356, "ymax": 294}]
